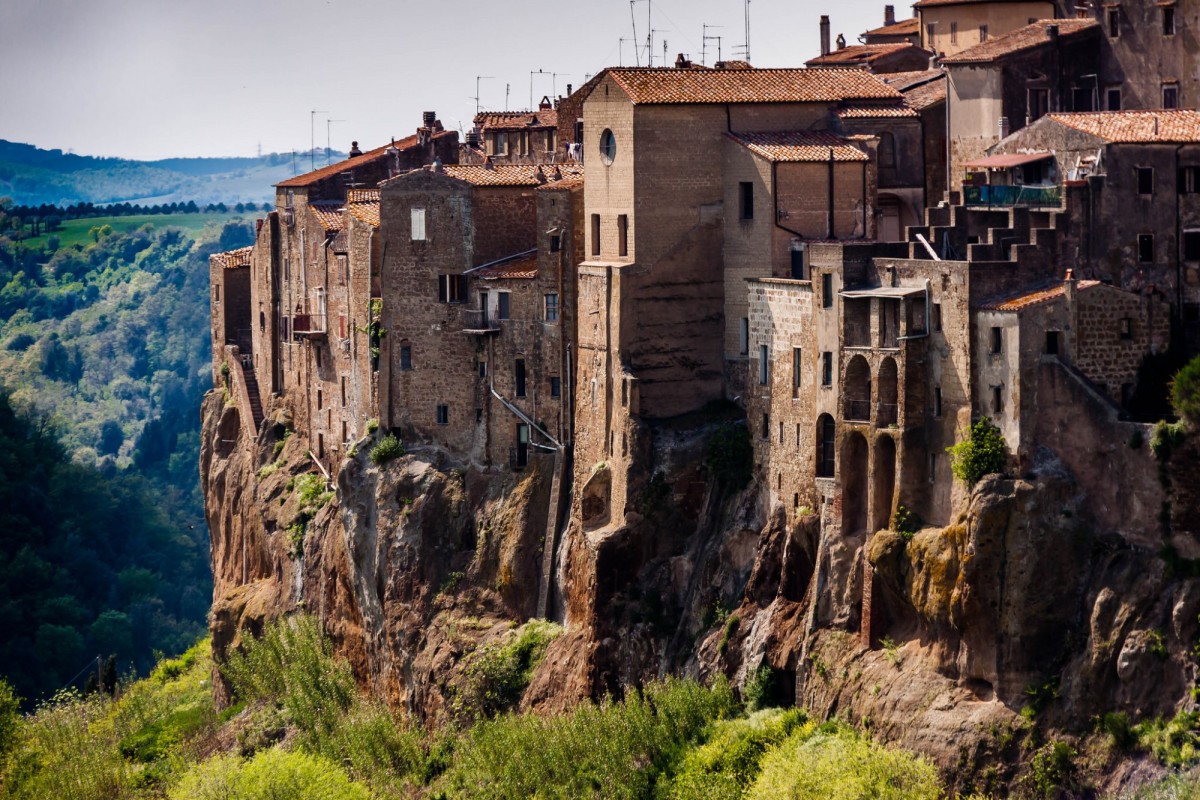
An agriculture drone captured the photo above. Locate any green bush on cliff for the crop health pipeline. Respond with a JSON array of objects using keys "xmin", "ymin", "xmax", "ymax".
[
  {"xmin": 452, "ymin": 620, "xmax": 563, "ymax": 722},
  {"xmin": 169, "ymin": 748, "xmax": 370, "ymax": 800},
  {"xmin": 369, "ymin": 433, "xmax": 404, "ymax": 465},
  {"xmin": 1171, "ymin": 354, "xmax": 1200, "ymax": 428},
  {"xmin": 947, "ymin": 418, "xmax": 1008, "ymax": 486},
  {"xmin": 0, "ymin": 678, "xmax": 19, "ymax": 761},
  {"xmin": 705, "ymin": 422, "xmax": 753, "ymax": 491}
]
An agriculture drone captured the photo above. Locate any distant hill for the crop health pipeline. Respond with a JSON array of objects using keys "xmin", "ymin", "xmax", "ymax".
[{"xmin": 0, "ymin": 140, "xmax": 345, "ymax": 207}]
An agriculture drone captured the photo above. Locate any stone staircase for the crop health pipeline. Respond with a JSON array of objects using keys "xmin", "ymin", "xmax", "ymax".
[
  {"xmin": 903, "ymin": 201, "xmax": 1067, "ymax": 267},
  {"xmin": 536, "ymin": 445, "xmax": 570, "ymax": 619},
  {"xmin": 240, "ymin": 361, "xmax": 265, "ymax": 434}
]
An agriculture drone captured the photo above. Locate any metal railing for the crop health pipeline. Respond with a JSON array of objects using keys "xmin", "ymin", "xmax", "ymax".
[
  {"xmin": 462, "ymin": 308, "xmax": 500, "ymax": 332},
  {"xmin": 962, "ymin": 183, "xmax": 1061, "ymax": 208}
]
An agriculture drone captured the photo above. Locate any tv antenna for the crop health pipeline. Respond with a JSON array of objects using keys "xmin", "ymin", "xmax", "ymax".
[
  {"xmin": 506, "ymin": 83, "xmax": 511, "ymax": 111},
  {"xmin": 741, "ymin": 0, "xmax": 753, "ymax": 63},
  {"xmin": 310, "ymin": 110, "xmax": 327, "ymax": 172},
  {"xmin": 472, "ymin": 76, "xmax": 493, "ymax": 116},
  {"xmin": 651, "ymin": 29, "xmax": 667, "ymax": 66},
  {"xmin": 630, "ymin": 0, "xmax": 651, "ymax": 66},
  {"xmin": 326, "ymin": 118, "xmax": 344, "ymax": 166},
  {"xmin": 702, "ymin": 24, "xmax": 723, "ymax": 66}
]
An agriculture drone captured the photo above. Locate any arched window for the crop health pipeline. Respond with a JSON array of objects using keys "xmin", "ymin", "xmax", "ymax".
[
  {"xmin": 878, "ymin": 132, "xmax": 896, "ymax": 168},
  {"xmin": 816, "ymin": 414, "xmax": 836, "ymax": 477}
]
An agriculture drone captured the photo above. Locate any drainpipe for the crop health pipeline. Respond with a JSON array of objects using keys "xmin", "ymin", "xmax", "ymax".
[
  {"xmin": 489, "ymin": 369, "xmax": 562, "ymax": 449},
  {"xmin": 898, "ymin": 279, "xmax": 933, "ymax": 340},
  {"xmin": 772, "ymin": 161, "xmax": 810, "ymax": 240},
  {"xmin": 827, "ymin": 148, "xmax": 836, "ymax": 238},
  {"xmin": 861, "ymin": 161, "xmax": 868, "ymax": 238}
]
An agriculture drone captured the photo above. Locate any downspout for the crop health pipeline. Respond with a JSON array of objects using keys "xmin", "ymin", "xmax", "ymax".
[
  {"xmin": 897, "ymin": 279, "xmax": 933, "ymax": 340},
  {"xmin": 945, "ymin": 70, "xmax": 953, "ymax": 199},
  {"xmin": 827, "ymin": 148, "xmax": 836, "ymax": 238},
  {"xmin": 771, "ymin": 161, "xmax": 810, "ymax": 240},
  {"xmin": 861, "ymin": 161, "xmax": 868, "ymax": 238},
  {"xmin": 489, "ymin": 369, "xmax": 562, "ymax": 449}
]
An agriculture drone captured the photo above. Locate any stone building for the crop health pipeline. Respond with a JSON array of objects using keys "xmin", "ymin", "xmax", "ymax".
[
  {"xmin": 377, "ymin": 162, "xmax": 583, "ymax": 469},
  {"xmin": 468, "ymin": 98, "xmax": 559, "ymax": 164},
  {"xmin": 916, "ymin": 0, "xmax": 1055, "ymax": 57},
  {"xmin": 805, "ymin": 43, "xmax": 935, "ymax": 73},
  {"xmin": 1082, "ymin": 0, "xmax": 1199, "ymax": 111},
  {"xmin": 862, "ymin": 6, "xmax": 922, "ymax": 45}
]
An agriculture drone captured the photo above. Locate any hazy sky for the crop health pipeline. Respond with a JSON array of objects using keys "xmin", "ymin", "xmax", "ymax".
[{"xmin": 0, "ymin": 0, "xmax": 891, "ymax": 161}]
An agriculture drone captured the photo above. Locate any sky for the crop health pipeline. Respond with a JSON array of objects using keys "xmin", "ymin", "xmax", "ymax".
[{"xmin": 0, "ymin": 0, "xmax": 892, "ymax": 162}]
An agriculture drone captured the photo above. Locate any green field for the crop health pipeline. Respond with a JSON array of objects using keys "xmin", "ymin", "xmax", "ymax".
[{"xmin": 24, "ymin": 212, "xmax": 245, "ymax": 249}]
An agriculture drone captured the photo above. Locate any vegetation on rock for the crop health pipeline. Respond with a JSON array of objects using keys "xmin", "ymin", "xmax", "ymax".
[{"xmin": 947, "ymin": 418, "xmax": 1008, "ymax": 485}]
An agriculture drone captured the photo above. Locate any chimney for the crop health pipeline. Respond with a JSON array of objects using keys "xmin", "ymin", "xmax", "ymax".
[
  {"xmin": 675, "ymin": 52, "xmax": 692, "ymax": 68},
  {"xmin": 998, "ymin": 116, "xmax": 1010, "ymax": 139},
  {"xmin": 484, "ymin": 155, "xmax": 495, "ymax": 170},
  {"xmin": 885, "ymin": 5, "xmax": 896, "ymax": 25},
  {"xmin": 423, "ymin": 111, "xmax": 436, "ymax": 128},
  {"xmin": 1047, "ymin": 23, "xmax": 1059, "ymax": 42},
  {"xmin": 836, "ymin": 32, "xmax": 847, "ymax": 49},
  {"xmin": 566, "ymin": 83, "xmax": 573, "ymax": 96},
  {"xmin": 820, "ymin": 15, "xmax": 831, "ymax": 55},
  {"xmin": 539, "ymin": 96, "xmax": 552, "ymax": 110},
  {"xmin": 349, "ymin": 141, "xmax": 363, "ymax": 158}
]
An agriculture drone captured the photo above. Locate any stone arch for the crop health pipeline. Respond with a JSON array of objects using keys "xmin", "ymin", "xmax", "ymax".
[
  {"xmin": 844, "ymin": 355, "xmax": 871, "ymax": 422},
  {"xmin": 872, "ymin": 434, "xmax": 897, "ymax": 533},
  {"xmin": 816, "ymin": 413, "xmax": 836, "ymax": 477},
  {"xmin": 841, "ymin": 431, "xmax": 869, "ymax": 534},
  {"xmin": 877, "ymin": 357, "xmax": 898, "ymax": 426}
]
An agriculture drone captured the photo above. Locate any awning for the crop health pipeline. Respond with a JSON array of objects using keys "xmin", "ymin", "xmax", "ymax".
[
  {"xmin": 963, "ymin": 151, "xmax": 1054, "ymax": 169},
  {"xmin": 840, "ymin": 286, "xmax": 927, "ymax": 299}
]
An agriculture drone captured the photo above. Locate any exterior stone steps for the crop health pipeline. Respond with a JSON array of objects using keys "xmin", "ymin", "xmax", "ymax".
[
  {"xmin": 536, "ymin": 445, "xmax": 569, "ymax": 619},
  {"xmin": 241, "ymin": 364, "xmax": 264, "ymax": 434}
]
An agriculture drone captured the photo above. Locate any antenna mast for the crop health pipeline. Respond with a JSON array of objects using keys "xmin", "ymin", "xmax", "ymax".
[
  {"xmin": 702, "ymin": 24, "xmax": 723, "ymax": 66},
  {"xmin": 743, "ymin": 0, "xmax": 752, "ymax": 63},
  {"xmin": 326, "ymin": 118, "xmax": 344, "ymax": 166},
  {"xmin": 310, "ymin": 110, "xmax": 327, "ymax": 172},
  {"xmin": 473, "ymin": 76, "xmax": 494, "ymax": 116}
]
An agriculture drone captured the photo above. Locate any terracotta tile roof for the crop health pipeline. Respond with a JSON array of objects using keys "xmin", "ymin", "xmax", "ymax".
[
  {"xmin": 275, "ymin": 130, "xmax": 453, "ymax": 188},
  {"xmin": 728, "ymin": 131, "xmax": 870, "ymax": 162},
  {"xmin": 863, "ymin": 17, "xmax": 920, "ymax": 36},
  {"xmin": 536, "ymin": 175, "xmax": 585, "ymax": 191},
  {"xmin": 1045, "ymin": 110, "xmax": 1200, "ymax": 143},
  {"xmin": 604, "ymin": 67, "xmax": 901, "ymax": 105},
  {"xmin": 472, "ymin": 252, "xmax": 538, "ymax": 280},
  {"xmin": 714, "ymin": 60, "xmax": 754, "ymax": 70},
  {"xmin": 440, "ymin": 163, "xmax": 584, "ymax": 187},
  {"xmin": 915, "ymin": 0, "xmax": 1046, "ymax": 8},
  {"xmin": 942, "ymin": 19, "xmax": 1099, "ymax": 64},
  {"xmin": 346, "ymin": 189, "xmax": 380, "ymax": 227},
  {"xmin": 981, "ymin": 279, "xmax": 1101, "ymax": 311},
  {"xmin": 308, "ymin": 202, "xmax": 344, "ymax": 233},
  {"xmin": 474, "ymin": 109, "xmax": 558, "ymax": 129},
  {"xmin": 901, "ymin": 76, "xmax": 947, "ymax": 109},
  {"xmin": 835, "ymin": 104, "xmax": 919, "ymax": 118},
  {"xmin": 882, "ymin": 69, "xmax": 943, "ymax": 90},
  {"xmin": 805, "ymin": 43, "xmax": 924, "ymax": 67},
  {"xmin": 212, "ymin": 246, "xmax": 252, "ymax": 269}
]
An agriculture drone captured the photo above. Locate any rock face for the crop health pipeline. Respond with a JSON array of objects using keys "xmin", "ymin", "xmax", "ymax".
[{"xmin": 202, "ymin": 387, "xmax": 1200, "ymax": 792}]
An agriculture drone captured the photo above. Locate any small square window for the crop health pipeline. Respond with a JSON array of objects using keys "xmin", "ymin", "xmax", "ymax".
[
  {"xmin": 761, "ymin": 413, "xmax": 769, "ymax": 439},
  {"xmin": 950, "ymin": 21, "xmax": 958, "ymax": 44},
  {"xmin": 933, "ymin": 387, "xmax": 943, "ymax": 417},
  {"xmin": 515, "ymin": 359, "xmax": 527, "ymax": 397},
  {"xmin": 1164, "ymin": 84, "xmax": 1179, "ymax": 109},
  {"xmin": 758, "ymin": 345, "xmax": 769, "ymax": 385},
  {"xmin": 550, "ymin": 377, "xmax": 561, "ymax": 397},
  {"xmin": 1107, "ymin": 87, "xmax": 1122, "ymax": 111},
  {"xmin": 478, "ymin": 360, "xmax": 487, "ymax": 378},
  {"xmin": 498, "ymin": 292, "xmax": 510, "ymax": 320},
  {"xmin": 1137, "ymin": 167, "xmax": 1154, "ymax": 195},
  {"xmin": 792, "ymin": 347, "xmax": 802, "ymax": 397},
  {"xmin": 790, "ymin": 245, "xmax": 805, "ymax": 279},
  {"xmin": 590, "ymin": 214, "xmax": 600, "ymax": 256},
  {"xmin": 436, "ymin": 404, "xmax": 449, "ymax": 425},
  {"xmin": 933, "ymin": 303, "xmax": 943, "ymax": 331},
  {"xmin": 1119, "ymin": 317, "xmax": 1134, "ymax": 340},
  {"xmin": 618, "ymin": 214, "xmax": 629, "ymax": 257},
  {"xmin": 1045, "ymin": 331, "xmax": 1060, "ymax": 355},
  {"xmin": 1107, "ymin": 7, "xmax": 1120, "ymax": 37},
  {"xmin": 1138, "ymin": 233, "xmax": 1155, "ymax": 263}
]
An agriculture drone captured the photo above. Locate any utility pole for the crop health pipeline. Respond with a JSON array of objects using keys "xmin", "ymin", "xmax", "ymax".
[
  {"xmin": 326, "ymin": 119, "xmax": 344, "ymax": 166},
  {"xmin": 310, "ymin": 110, "xmax": 326, "ymax": 172},
  {"xmin": 506, "ymin": 83, "xmax": 511, "ymax": 111}
]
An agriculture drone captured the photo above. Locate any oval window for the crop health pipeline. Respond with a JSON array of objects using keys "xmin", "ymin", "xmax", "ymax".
[{"xmin": 599, "ymin": 129, "xmax": 617, "ymax": 165}]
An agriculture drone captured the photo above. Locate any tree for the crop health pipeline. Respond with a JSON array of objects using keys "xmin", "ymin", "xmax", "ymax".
[
  {"xmin": 0, "ymin": 678, "xmax": 19, "ymax": 758},
  {"xmin": 1171, "ymin": 355, "xmax": 1200, "ymax": 429},
  {"xmin": 946, "ymin": 418, "xmax": 1008, "ymax": 485}
]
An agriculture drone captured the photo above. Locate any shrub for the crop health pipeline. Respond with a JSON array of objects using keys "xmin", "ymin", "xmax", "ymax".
[
  {"xmin": 0, "ymin": 677, "xmax": 20, "ymax": 760},
  {"xmin": 946, "ymin": 418, "xmax": 1008, "ymax": 486},
  {"xmin": 169, "ymin": 747, "xmax": 370, "ymax": 800},
  {"xmin": 365, "ymin": 418, "xmax": 379, "ymax": 434},
  {"xmin": 1136, "ymin": 710, "xmax": 1200, "ymax": 767},
  {"xmin": 1100, "ymin": 711, "xmax": 1136, "ymax": 751},
  {"xmin": 893, "ymin": 505, "xmax": 921, "ymax": 539},
  {"xmin": 369, "ymin": 434, "xmax": 404, "ymax": 465},
  {"xmin": 295, "ymin": 473, "xmax": 333, "ymax": 514},
  {"xmin": 660, "ymin": 708, "xmax": 809, "ymax": 800},
  {"xmin": 746, "ymin": 724, "xmax": 942, "ymax": 800},
  {"xmin": 1171, "ymin": 354, "xmax": 1200, "ymax": 428},
  {"xmin": 452, "ymin": 620, "xmax": 563, "ymax": 722},
  {"xmin": 743, "ymin": 665, "xmax": 784, "ymax": 712},
  {"xmin": 1023, "ymin": 740, "xmax": 1077, "ymax": 798},
  {"xmin": 1150, "ymin": 419, "xmax": 1187, "ymax": 461},
  {"xmin": 704, "ymin": 423, "xmax": 753, "ymax": 491}
]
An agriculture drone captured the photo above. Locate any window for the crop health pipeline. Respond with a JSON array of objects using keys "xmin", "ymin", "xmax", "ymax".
[
  {"xmin": 979, "ymin": 23, "xmax": 988, "ymax": 40},
  {"xmin": 341, "ymin": 376, "xmax": 347, "ymax": 407},
  {"xmin": 1181, "ymin": 166, "xmax": 1200, "ymax": 193},
  {"xmin": 599, "ymin": 129, "xmax": 617, "ymax": 164},
  {"xmin": 1137, "ymin": 167, "xmax": 1154, "ymax": 195},
  {"xmin": 816, "ymin": 414, "xmax": 836, "ymax": 477},
  {"xmin": 950, "ymin": 21, "xmax": 958, "ymax": 44},
  {"xmin": 822, "ymin": 274, "xmax": 833, "ymax": 308},
  {"xmin": 1107, "ymin": 87, "xmax": 1122, "ymax": 111},
  {"xmin": 1107, "ymin": 7, "xmax": 1120, "ymax": 37},
  {"xmin": 878, "ymin": 132, "xmax": 895, "ymax": 168},
  {"xmin": 1138, "ymin": 233, "xmax": 1155, "ymax": 263},
  {"xmin": 758, "ymin": 345, "xmax": 769, "ymax": 385},
  {"xmin": 990, "ymin": 326, "xmax": 1003, "ymax": 354},
  {"xmin": 992, "ymin": 386, "xmax": 1003, "ymax": 414},
  {"xmin": 214, "ymin": 285, "xmax": 220, "ymax": 303},
  {"xmin": 925, "ymin": 22, "xmax": 936, "ymax": 44},
  {"xmin": 1184, "ymin": 230, "xmax": 1200, "ymax": 260},
  {"xmin": 1164, "ymin": 83, "xmax": 1179, "ymax": 109},
  {"xmin": 438, "ymin": 274, "xmax": 467, "ymax": 303},
  {"xmin": 790, "ymin": 244, "xmax": 805, "ymax": 279},
  {"xmin": 515, "ymin": 424, "xmax": 529, "ymax": 467},
  {"xmin": 933, "ymin": 303, "xmax": 943, "ymax": 331},
  {"xmin": 281, "ymin": 315, "xmax": 291, "ymax": 340},
  {"xmin": 411, "ymin": 207, "xmax": 427, "ymax": 241},
  {"xmin": 436, "ymin": 404, "xmax": 449, "ymax": 425},
  {"xmin": 498, "ymin": 292, "xmax": 510, "ymax": 320},
  {"xmin": 316, "ymin": 389, "xmax": 323, "ymax": 411},
  {"xmin": 551, "ymin": 377, "xmax": 561, "ymax": 397},
  {"xmin": 1028, "ymin": 88, "xmax": 1049, "ymax": 121},
  {"xmin": 1045, "ymin": 331, "xmax": 1060, "ymax": 355},
  {"xmin": 259, "ymin": 311, "xmax": 266, "ymax": 332},
  {"xmin": 515, "ymin": 359, "xmax": 526, "ymax": 397},
  {"xmin": 934, "ymin": 386, "xmax": 943, "ymax": 417},
  {"xmin": 739, "ymin": 318, "xmax": 749, "ymax": 355},
  {"xmin": 762, "ymin": 413, "xmax": 769, "ymax": 439},
  {"xmin": 591, "ymin": 214, "xmax": 600, "ymax": 256},
  {"xmin": 550, "ymin": 234, "xmax": 561, "ymax": 253},
  {"xmin": 1119, "ymin": 317, "xmax": 1133, "ymax": 340},
  {"xmin": 545, "ymin": 293, "xmax": 559, "ymax": 321},
  {"xmin": 618, "ymin": 214, "xmax": 629, "ymax": 257},
  {"xmin": 821, "ymin": 352, "xmax": 833, "ymax": 386},
  {"xmin": 796, "ymin": 423, "xmax": 801, "ymax": 448},
  {"xmin": 739, "ymin": 182, "xmax": 754, "ymax": 220},
  {"xmin": 493, "ymin": 132, "xmax": 508, "ymax": 156},
  {"xmin": 478, "ymin": 360, "xmax": 487, "ymax": 378},
  {"xmin": 929, "ymin": 452, "xmax": 937, "ymax": 483},
  {"xmin": 1164, "ymin": 5, "xmax": 1175, "ymax": 35},
  {"xmin": 778, "ymin": 420, "xmax": 784, "ymax": 444},
  {"xmin": 792, "ymin": 347, "xmax": 802, "ymax": 397}
]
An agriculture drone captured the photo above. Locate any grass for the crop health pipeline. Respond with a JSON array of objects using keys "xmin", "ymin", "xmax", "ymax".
[{"xmin": 22, "ymin": 213, "xmax": 243, "ymax": 249}]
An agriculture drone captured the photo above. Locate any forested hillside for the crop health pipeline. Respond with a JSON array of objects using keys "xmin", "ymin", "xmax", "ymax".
[
  {"xmin": 0, "ymin": 140, "xmax": 331, "ymax": 207},
  {"xmin": 0, "ymin": 201, "xmax": 244, "ymax": 702}
]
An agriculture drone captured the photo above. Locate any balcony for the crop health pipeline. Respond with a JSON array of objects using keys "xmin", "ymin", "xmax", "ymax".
[
  {"xmin": 844, "ymin": 399, "xmax": 871, "ymax": 422},
  {"xmin": 293, "ymin": 313, "xmax": 327, "ymax": 340},
  {"xmin": 962, "ymin": 183, "xmax": 1061, "ymax": 208},
  {"xmin": 462, "ymin": 308, "xmax": 500, "ymax": 334}
]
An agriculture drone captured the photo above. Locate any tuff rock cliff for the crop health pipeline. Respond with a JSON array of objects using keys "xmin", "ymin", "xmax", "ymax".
[{"xmin": 202, "ymin": 388, "xmax": 1200, "ymax": 794}]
